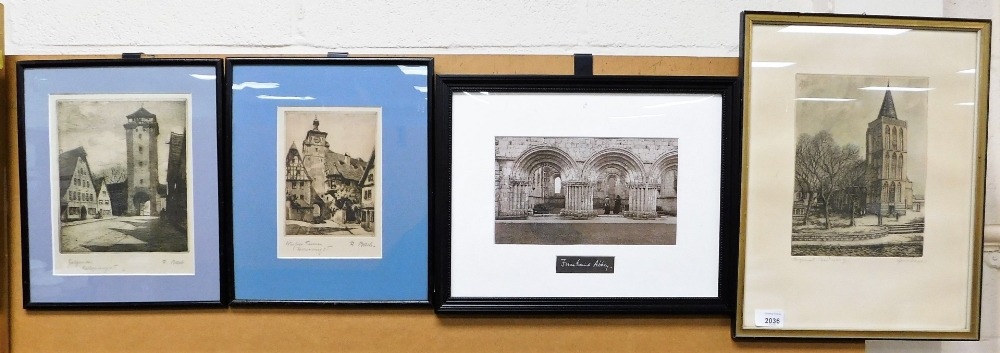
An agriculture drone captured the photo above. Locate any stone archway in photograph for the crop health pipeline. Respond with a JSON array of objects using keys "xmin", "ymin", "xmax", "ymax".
[
  {"xmin": 582, "ymin": 148, "xmax": 649, "ymax": 218},
  {"xmin": 649, "ymin": 151, "xmax": 679, "ymax": 215},
  {"xmin": 494, "ymin": 137, "xmax": 678, "ymax": 220},
  {"xmin": 526, "ymin": 164, "xmax": 563, "ymax": 214},
  {"xmin": 500, "ymin": 145, "xmax": 579, "ymax": 219}
]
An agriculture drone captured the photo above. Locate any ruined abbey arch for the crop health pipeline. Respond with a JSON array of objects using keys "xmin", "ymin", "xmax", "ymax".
[
  {"xmin": 511, "ymin": 145, "xmax": 580, "ymax": 181},
  {"xmin": 581, "ymin": 148, "xmax": 644, "ymax": 183},
  {"xmin": 649, "ymin": 150, "xmax": 679, "ymax": 214},
  {"xmin": 497, "ymin": 145, "xmax": 581, "ymax": 218},
  {"xmin": 495, "ymin": 137, "xmax": 678, "ymax": 220},
  {"xmin": 580, "ymin": 148, "xmax": 659, "ymax": 218},
  {"xmin": 649, "ymin": 151, "xmax": 678, "ymax": 181}
]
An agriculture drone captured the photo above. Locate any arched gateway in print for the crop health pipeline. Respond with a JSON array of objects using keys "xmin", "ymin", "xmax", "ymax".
[{"xmin": 495, "ymin": 137, "xmax": 678, "ymax": 220}]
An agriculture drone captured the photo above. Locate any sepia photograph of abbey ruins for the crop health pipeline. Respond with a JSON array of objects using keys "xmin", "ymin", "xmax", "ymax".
[
  {"xmin": 55, "ymin": 97, "xmax": 190, "ymax": 253},
  {"xmin": 494, "ymin": 136, "xmax": 678, "ymax": 245},
  {"xmin": 792, "ymin": 74, "xmax": 927, "ymax": 257},
  {"xmin": 281, "ymin": 108, "xmax": 378, "ymax": 238}
]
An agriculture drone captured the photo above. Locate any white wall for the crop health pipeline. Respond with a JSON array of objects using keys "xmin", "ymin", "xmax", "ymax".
[
  {"xmin": 3, "ymin": 0, "xmax": 998, "ymax": 352},
  {"xmin": 0, "ymin": 0, "xmax": 958, "ymax": 56}
]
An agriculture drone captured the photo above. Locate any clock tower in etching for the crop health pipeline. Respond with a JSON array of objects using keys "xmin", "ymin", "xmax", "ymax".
[{"xmin": 301, "ymin": 116, "xmax": 330, "ymax": 194}]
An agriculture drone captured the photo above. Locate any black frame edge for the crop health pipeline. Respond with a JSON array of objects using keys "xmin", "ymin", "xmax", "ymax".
[
  {"xmin": 732, "ymin": 9, "xmax": 750, "ymax": 340},
  {"xmin": 223, "ymin": 58, "xmax": 237, "ymax": 307},
  {"xmin": 216, "ymin": 59, "xmax": 233, "ymax": 307}
]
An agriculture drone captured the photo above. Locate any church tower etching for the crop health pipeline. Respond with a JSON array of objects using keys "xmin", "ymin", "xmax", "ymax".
[
  {"xmin": 301, "ymin": 116, "xmax": 330, "ymax": 195},
  {"xmin": 865, "ymin": 88, "xmax": 913, "ymax": 215},
  {"xmin": 124, "ymin": 107, "xmax": 160, "ymax": 216}
]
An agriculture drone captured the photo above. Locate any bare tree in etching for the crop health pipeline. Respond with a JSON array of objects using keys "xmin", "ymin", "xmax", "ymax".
[
  {"xmin": 842, "ymin": 157, "xmax": 880, "ymax": 227},
  {"xmin": 795, "ymin": 131, "xmax": 862, "ymax": 230},
  {"xmin": 795, "ymin": 134, "xmax": 820, "ymax": 225},
  {"xmin": 97, "ymin": 166, "xmax": 128, "ymax": 184}
]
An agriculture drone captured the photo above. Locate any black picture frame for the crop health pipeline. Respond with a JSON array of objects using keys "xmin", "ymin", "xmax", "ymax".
[
  {"xmin": 432, "ymin": 75, "xmax": 741, "ymax": 313},
  {"xmin": 226, "ymin": 57, "xmax": 434, "ymax": 306},
  {"xmin": 17, "ymin": 58, "xmax": 227, "ymax": 309}
]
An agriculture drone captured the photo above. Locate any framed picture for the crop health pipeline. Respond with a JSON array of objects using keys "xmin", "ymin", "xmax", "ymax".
[
  {"xmin": 433, "ymin": 75, "xmax": 740, "ymax": 312},
  {"xmin": 227, "ymin": 58, "xmax": 432, "ymax": 304},
  {"xmin": 17, "ymin": 59, "xmax": 225, "ymax": 308},
  {"xmin": 736, "ymin": 12, "xmax": 990, "ymax": 339}
]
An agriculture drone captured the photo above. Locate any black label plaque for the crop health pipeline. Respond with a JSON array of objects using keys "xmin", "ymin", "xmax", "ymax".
[{"xmin": 555, "ymin": 256, "xmax": 615, "ymax": 274}]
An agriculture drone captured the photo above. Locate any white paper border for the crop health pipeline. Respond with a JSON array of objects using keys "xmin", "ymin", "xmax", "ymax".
[
  {"xmin": 50, "ymin": 94, "xmax": 195, "ymax": 276},
  {"xmin": 275, "ymin": 106, "xmax": 383, "ymax": 259}
]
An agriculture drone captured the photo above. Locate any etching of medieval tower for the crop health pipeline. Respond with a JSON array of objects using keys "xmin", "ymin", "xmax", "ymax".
[
  {"xmin": 865, "ymin": 88, "xmax": 914, "ymax": 216},
  {"xmin": 124, "ymin": 107, "xmax": 160, "ymax": 216},
  {"xmin": 301, "ymin": 116, "xmax": 330, "ymax": 195}
]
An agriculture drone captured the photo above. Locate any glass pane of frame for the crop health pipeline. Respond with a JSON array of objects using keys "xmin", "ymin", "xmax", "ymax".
[
  {"xmin": 433, "ymin": 75, "xmax": 740, "ymax": 313},
  {"xmin": 736, "ymin": 12, "xmax": 990, "ymax": 339},
  {"xmin": 18, "ymin": 59, "xmax": 225, "ymax": 308},
  {"xmin": 228, "ymin": 58, "xmax": 432, "ymax": 304}
]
